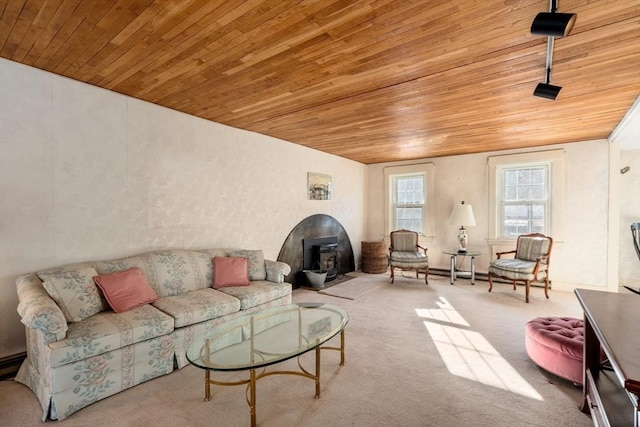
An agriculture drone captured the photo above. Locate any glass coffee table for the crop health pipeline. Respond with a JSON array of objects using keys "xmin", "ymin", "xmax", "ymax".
[{"xmin": 186, "ymin": 302, "xmax": 349, "ymax": 427}]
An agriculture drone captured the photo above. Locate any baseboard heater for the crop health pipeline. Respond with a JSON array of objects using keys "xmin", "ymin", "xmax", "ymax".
[{"xmin": 428, "ymin": 268, "xmax": 550, "ymax": 288}]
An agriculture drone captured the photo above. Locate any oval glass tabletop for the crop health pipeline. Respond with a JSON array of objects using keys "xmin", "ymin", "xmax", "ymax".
[{"xmin": 186, "ymin": 303, "xmax": 349, "ymax": 371}]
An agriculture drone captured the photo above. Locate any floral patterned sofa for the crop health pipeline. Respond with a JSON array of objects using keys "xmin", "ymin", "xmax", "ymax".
[{"xmin": 15, "ymin": 248, "xmax": 291, "ymax": 421}]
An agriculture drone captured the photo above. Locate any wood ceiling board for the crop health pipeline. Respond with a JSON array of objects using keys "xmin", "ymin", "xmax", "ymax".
[{"xmin": 1, "ymin": 0, "xmax": 638, "ymax": 164}]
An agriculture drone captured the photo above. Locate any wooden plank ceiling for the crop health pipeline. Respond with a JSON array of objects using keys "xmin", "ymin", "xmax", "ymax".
[{"xmin": 1, "ymin": 0, "xmax": 639, "ymax": 164}]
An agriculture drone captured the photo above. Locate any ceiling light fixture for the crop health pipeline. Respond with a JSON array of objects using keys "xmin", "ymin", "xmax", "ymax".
[
  {"xmin": 531, "ymin": 12, "xmax": 577, "ymax": 37},
  {"xmin": 531, "ymin": 0, "xmax": 577, "ymax": 100}
]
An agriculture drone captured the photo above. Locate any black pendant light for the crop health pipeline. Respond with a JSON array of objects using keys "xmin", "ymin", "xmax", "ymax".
[
  {"xmin": 531, "ymin": 12, "xmax": 577, "ymax": 37},
  {"xmin": 531, "ymin": 0, "xmax": 577, "ymax": 100},
  {"xmin": 534, "ymin": 82, "xmax": 562, "ymax": 100}
]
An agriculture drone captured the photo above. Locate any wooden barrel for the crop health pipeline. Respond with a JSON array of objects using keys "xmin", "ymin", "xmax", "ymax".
[{"xmin": 361, "ymin": 241, "xmax": 388, "ymax": 274}]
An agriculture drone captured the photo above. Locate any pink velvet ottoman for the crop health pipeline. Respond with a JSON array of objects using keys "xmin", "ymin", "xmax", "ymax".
[{"xmin": 525, "ymin": 317, "xmax": 584, "ymax": 385}]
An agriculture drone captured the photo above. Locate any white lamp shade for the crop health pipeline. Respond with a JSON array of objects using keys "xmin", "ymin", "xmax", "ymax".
[{"xmin": 449, "ymin": 202, "xmax": 476, "ymax": 227}]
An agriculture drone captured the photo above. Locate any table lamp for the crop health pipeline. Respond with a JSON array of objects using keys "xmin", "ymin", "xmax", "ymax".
[{"xmin": 449, "ymin": 201, "xmax": 476, "ymax": 252}]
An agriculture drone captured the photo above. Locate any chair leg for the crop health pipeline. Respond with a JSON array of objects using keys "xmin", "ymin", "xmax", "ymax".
[
  {"xmin": 525, "ymin": 281, "xmax": 530, "ymax": 303},
  {"xmin": 415, "ymin": 270, "xmax": 419, "ymax": 279},
  {"xmin": 544, "ymin": 278, "xmax": 549, "ymax": 299},
  {"xmin": 488, "ymin": 272, "xmax": 493, "ymax": 292},
  {"xmin": 424, "ymin": 267, "xmax": 429, "ymax": 285},
  {"xmin": 390, "ymin": 266, "xmax": 395, "ymax": 284}
]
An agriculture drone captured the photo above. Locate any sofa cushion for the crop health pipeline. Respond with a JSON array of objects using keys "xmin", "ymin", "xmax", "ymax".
[
  {"xmin": 152, "ymin": 289, "xmax": 241, "ymax": 328},
  {"xmin": 49, "ymin": 304, "xmax": 174, "ymax": 368},
  {"xmin": 228, "ymin": 250, "xmax": 267, "ymax": 280},
  {"xmin": 216, "ymin": 281, "xmax": 292, "ymax": 310},
  {"xmin": 94, "ymin": 267, "xmax": 159, "ymax": 313},
  {"xmin": 39, "ymin": 267, "xmax": 108, "ymax": 323},
  {"xmin": 213, "ymin": 257, "xmax": 250, "ymax": 288}
]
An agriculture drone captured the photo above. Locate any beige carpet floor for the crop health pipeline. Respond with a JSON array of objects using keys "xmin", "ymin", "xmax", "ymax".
[{"xmin": 0, "ymin": 273, "xmax": 593, "ymax": 427}]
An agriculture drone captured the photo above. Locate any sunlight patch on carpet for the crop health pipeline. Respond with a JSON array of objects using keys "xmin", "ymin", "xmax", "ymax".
[
  {"xmin": 417, "ymin": 298, "xmax": 543, "ymax": 401},
  {"xmin": 415, "ymin": 297, "xmax": 469, "ymax": 327}
]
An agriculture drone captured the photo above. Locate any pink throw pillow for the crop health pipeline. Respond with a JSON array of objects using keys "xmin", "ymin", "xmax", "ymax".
[
  {"xmin": 94, "ymin": 267, "xmax": 159, "ymax": 313},
  {"xmin": 213, "ymin": 257, "xmax": 250, "ymax": 289}
]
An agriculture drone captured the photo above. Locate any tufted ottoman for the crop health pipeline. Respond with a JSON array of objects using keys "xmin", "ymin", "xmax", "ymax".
[{"xmin": 525, "ymin": 317, "xmax": 585, "ymax": 385}]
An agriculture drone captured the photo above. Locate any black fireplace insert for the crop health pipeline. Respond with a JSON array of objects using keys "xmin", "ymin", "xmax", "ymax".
[{"xmin": 303, "ymin": 235, "xmax": 338, "ymax": 282}]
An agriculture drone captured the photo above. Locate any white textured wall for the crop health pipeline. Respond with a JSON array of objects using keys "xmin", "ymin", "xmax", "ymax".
[
  {"xmin": 0, "ymin": 59, "xmax": 367, "ymax": 357},
  {"xmin": 367, "ymin": 140, "xmax": 612, "ymax": 292},
  {"xmin": 619, "ymin": 149, "xmax": 640, "ymax": 288}
]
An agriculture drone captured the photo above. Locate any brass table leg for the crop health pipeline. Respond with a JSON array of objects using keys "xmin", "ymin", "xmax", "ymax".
[
  {"xmin": 204, "ymin": 370, "xmax": 211, "ymax": 402},
  {"xmin": 200, "ymin": 327, "xmax": 347, "ymax": 426},
  {"xmin": 315, "ymin": 346, "xmax": 321, "ymax": 399},
  {"xmin": 249, "ymin": 369, "xmax": 257, "ymax": 427},
  {"xmin": 340, "ymin": 330, "xmax": 345, "ymax": 366}
]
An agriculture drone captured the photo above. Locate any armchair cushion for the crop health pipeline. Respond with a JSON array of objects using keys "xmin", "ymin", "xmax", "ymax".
[
  {"xmin": 490, "ymin": 258, "xmax": 537, "ymax": 273},
  {"xmin": 391, "ymin": 231, "xmax": 419, "ymax": 251},
  {"xmin": 489, "ymin": 259, "xmax": 548, "ymax": 281},
  {"xmin": 516, "ymin": 237, "xmax": 551, "ymax": 261},
  {"xmin": 390, "ymin": 251, "xmax": 428, "ymax": 265}
]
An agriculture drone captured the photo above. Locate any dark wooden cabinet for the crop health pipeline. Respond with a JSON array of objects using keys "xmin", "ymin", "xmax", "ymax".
[{"xmin": 575, "ymin": 289, "xmax": 640, "ymax": 427}]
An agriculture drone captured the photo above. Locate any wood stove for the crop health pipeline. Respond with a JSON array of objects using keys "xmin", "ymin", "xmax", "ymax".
[{"xmin": 303, "ymin": 235, "xmax": 338, "ymax": 283}]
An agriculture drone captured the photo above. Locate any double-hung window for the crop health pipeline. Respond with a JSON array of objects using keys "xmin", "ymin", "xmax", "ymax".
[
  {"xmin": 393, "ymin": 174, "xmax": 425, "ymax": 233},
  {"xmin": 488, "ymin": 150, "xmax": 564, "ymax": 241},
  {"xmin": 500, "ymin": 165, "xmax": 549, "ymax": 236},
  {"xmin": 384, "ymin": 163, "xmax": 435, "ymax": 237}
]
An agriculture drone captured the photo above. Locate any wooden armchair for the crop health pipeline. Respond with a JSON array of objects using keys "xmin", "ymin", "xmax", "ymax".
[
  {"xmin": 389, "ymin": 229, "xmax": 429, "ymax": 284},
  {"xmin": 488, "ymin": 233, "xmax": 553, "ymax": 303}
]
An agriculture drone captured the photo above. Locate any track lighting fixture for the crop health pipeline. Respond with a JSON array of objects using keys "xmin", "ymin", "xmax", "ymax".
[
  {"xmin": 531, "ymin": 12, "xmax": 577, "ymax": 37},
  {"xmin": 534, "ymin": 82, "xmax": 562, "ymax": 100},
  {"xmin": 531, "ymin": 0, "xmax": 576, "ymax": 100}
]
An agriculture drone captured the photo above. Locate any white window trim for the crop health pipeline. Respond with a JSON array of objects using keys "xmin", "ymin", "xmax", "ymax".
[
  {"xmin": 384, "ymin": 163, "xmax": 435, "ymax": 238},
  {"xmin": 488, "ymin": 149, "xmax": 564, "ymax": 243}
]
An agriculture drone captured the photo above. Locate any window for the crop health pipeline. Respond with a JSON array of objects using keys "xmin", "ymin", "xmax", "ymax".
[
  {"xmin": 384, "ymin": 163, "xmax": 435, "ymax": 237},
  {"xmin": 393, "ymin": 175, "xmax": 425, "ymax": 232},
  {"xmin": 488, "ymin": 150, "xmax": 564, "ymax": 242},
  {"xmin": 500, "ymin": 165, "xmax": 548, "ymax": 236}
]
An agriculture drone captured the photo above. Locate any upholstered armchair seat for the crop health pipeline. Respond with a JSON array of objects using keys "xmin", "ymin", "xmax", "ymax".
[
  {"xmin": 389, "ymin": 251, "xmax": 428, "ymax": 265},
  {"xmin": 489, "ymin": 259, "xmax": 544, "ymax": 280},
  {"xmin": 487, "ymin": 233, "xmax": 553, "ymax": 303},
  {"xmin": 389, "ymin": 229, "xmax": 429, "ymax": 284}
]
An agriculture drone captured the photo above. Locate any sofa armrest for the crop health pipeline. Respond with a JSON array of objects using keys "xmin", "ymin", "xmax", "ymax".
[
  {"xmin": 264, "ymin": 260, "xmax": 291, "ymax": 283},
  {"xmin": 16, "ymin": 273, "xmax": 68, "ymax": 340}
]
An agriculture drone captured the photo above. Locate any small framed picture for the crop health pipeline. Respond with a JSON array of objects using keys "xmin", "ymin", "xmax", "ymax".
[{"xmin": 308, "ymin": 172, "xmax": 332, "ymax": 200}]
